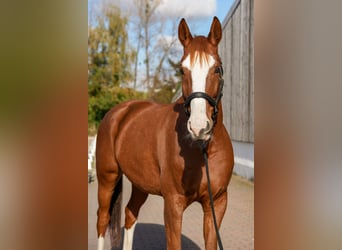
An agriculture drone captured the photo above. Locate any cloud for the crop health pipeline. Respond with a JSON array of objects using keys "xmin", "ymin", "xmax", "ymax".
[
  {"xmin": 90, "ymin": 0, "xmax": 216, "ymax": 20},
  {"xmin": 156, "ymin": 0, "xmax": 216, "ymax": 18}
]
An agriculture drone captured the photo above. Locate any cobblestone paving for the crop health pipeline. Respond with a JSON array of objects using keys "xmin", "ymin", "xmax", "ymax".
[{"xmin": 88, "ymin": 174, "xmax": 254, "ymax": 250}]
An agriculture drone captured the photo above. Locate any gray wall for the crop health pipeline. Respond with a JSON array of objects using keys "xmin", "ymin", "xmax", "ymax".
[{"xmin": 219, "ymin": 0, "xmax": 254, "ymax": 143}]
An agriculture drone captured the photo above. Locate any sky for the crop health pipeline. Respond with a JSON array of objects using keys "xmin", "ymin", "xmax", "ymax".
[
  {"xmin": 88, "ymin": 0, "xmax": 235, "ymax": 88},
  {"xmin": 179, "ymin": 0, "xmax": 235, "ymax": 36},
  {"xmin": 89, "ymin": 0, "xmax": 234, "ymax": 36}
]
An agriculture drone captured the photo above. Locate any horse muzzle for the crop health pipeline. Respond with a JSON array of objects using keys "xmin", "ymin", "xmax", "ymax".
[{"xmin": 187, "ymin": 116, "xmax": 213, "ymax": 141}]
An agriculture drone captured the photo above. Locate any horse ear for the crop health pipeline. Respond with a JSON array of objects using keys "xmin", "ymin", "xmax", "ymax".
[
  {"xmin": 207, "ymin": 16, "xmax": 222, "ymax": 46},
  {"xmin": 178, "ymin": 18, "xmax": 193, "ymax": 47}
]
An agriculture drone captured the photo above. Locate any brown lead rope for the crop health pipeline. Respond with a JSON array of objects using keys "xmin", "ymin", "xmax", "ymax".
[{"xmin": 201, "ymin": 142, "xmax": 224, "ymax": 250}]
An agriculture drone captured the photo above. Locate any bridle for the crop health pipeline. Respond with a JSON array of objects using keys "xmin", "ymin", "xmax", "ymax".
[{"xmin": 183, "ymin": 65, "xmax": 224, "ymax": 122}]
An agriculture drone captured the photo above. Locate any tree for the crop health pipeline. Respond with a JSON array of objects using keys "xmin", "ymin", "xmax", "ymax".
[
  {"xmin": 132, "ymin": 0, "xmax": 161, "ymax": 91},
  {"xmin": 88, "ymin": 3, "xmax": 143, "ymax": 133},
  {"xmin": 88, "ymin": 4, "xmax": 134, "ymax": 88},
  {"xmin": 149, "ymin": 57, "xmax": 182, "ymax": 103},
  {"xmin": 131, "ymin": 0, "xmax": 180, "ymax": 101}
]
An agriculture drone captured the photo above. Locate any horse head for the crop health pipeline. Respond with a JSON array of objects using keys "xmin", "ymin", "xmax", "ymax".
[{"xmin": 178, "ymin": 17, "xmax": 224, "ymax": 141}]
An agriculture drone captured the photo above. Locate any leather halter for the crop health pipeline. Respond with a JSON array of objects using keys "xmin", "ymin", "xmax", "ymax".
[{"xmin": 183, "ymin": 65, "xmax": 224, "ymax": 122}]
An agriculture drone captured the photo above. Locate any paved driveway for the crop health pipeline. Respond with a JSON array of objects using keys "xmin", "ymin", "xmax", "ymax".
[{"xmin": 88, "ymin": 174, "xmax": 253, "ymax": 250}]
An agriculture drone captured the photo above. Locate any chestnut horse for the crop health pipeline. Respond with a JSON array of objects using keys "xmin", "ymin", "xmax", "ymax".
[{"xmin": 96, "ymin": 17, "xmax": 234, "ymax": 250}]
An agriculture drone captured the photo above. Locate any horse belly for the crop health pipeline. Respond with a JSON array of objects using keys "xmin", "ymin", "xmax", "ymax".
[{"xmin": 119, "ymin": 156, "xmax": 161, "ymax": 195}]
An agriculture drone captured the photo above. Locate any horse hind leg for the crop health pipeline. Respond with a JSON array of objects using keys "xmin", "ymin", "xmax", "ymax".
[
  {"xmin": 123, "ymin": 185, "xmax": 148, "ymax": 250},
  {"xmin": 97, "ymin": 170, "xmax": 122, "ymax": 250}
]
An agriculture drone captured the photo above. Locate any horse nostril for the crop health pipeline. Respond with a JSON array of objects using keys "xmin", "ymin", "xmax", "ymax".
[{"xmin": 206, "ymin": 121, "xmax": 210, "ymax": 130}]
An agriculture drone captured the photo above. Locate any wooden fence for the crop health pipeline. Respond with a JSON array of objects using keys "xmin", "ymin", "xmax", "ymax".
[{"xmin": 219, "ymin": 0, "xmax": 254, "ymax": 143}]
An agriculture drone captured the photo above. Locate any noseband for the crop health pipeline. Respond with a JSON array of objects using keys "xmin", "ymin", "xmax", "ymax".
[{"xmin": 183, "ymin": 65, "xmax": 224, "ymax": 122}]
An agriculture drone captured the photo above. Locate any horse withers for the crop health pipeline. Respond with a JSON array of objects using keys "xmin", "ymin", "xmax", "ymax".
[{"xmin": 96, "ymin": 16, "xmax": 234, "ymax": 250}]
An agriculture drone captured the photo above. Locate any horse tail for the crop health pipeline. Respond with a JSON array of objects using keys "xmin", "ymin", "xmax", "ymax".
[{"xmin": 109, "ymin": 176, "xmax": 123, "ymax": 248}]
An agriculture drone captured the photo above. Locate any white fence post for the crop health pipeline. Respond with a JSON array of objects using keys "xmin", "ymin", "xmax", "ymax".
[{"xmin": 88, "ymin": 135, "xmax": 97, "ymax": 170}]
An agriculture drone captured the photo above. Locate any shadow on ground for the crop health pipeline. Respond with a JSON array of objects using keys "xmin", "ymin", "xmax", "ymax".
[{"xmin": 112, "ymin": 223, "xmax": 201, "ymax": 250}]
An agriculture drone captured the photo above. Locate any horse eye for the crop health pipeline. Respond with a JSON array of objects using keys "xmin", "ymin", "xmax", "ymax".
[{"xmin": 214, "ymin": 66, "xmax": 223, "ymax": 75}]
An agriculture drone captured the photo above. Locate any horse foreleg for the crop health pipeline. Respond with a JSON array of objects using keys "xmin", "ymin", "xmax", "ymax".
[
  {"xmin": 123, "ymin": 185, "xmax": 148, "ymax": 250},
  {"xmin": 202, "ymin": 191, "xmax": 228, "ymax": 250},
  {"xmin": 163, "ymin": 195, "xmax": 186, "ymax": 250}
]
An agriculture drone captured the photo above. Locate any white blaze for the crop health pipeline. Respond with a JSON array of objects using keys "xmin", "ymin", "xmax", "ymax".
[{"xmin": 182, "ymin": 52, "xmax": 215, "ymax": 138}]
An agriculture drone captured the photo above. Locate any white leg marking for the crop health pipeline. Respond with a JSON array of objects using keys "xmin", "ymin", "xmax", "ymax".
[
  {"xmin": 97, "ymin": 236, "xmax": 105, "ymax": 250},
  {"xmin": 123, "ymin": 221, "xmax": 137, "ymax": 250}
]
